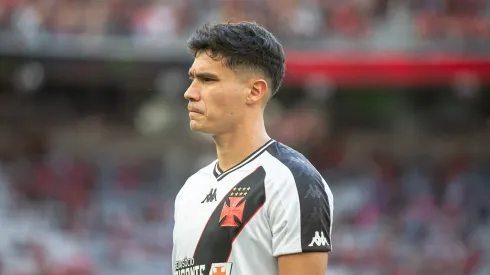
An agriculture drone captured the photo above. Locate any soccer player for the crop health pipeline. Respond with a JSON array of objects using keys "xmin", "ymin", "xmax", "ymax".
[{"xmin": 172, "ymin": 22, "xmax": 334, "ymax": 275}]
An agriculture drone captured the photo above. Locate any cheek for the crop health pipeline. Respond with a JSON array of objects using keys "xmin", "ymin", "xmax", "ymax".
[
  {"xmin": 221, "ymin": 97, "xmax": 243, "ymax": 117},
  {"xmin": 209, "ymin": 87, "xmax": 243, "ymax": 116}
]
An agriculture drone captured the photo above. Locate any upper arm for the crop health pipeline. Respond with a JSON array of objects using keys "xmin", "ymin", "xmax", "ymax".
[
  {"xmin": 278, "ymin": 252, "xmax": 328, "ymax": 275},
  {"xmin": 267, "ymin": 165, "xmax": 333, "ymax": 274}
]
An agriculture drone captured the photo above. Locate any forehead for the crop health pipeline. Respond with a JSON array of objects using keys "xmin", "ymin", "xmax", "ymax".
[{"xmin": 190, "ymin": 51, "xmax": 231, "ymax": 74}]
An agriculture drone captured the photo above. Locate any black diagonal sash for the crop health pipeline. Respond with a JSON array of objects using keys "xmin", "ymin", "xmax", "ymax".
[{"xmin": 192, "ymin": 166, "xmax": 267, "ymax": 273}]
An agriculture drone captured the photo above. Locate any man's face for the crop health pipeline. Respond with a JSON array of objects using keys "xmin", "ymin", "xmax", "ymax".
[{"xmin": 184, "ymin": 51, "xmax": 249, "ymax": 134}]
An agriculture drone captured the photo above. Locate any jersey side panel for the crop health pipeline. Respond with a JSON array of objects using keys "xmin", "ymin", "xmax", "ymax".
[{"xmin": 265, "ymin": 142, "xmax": 333, "ymax": 254}]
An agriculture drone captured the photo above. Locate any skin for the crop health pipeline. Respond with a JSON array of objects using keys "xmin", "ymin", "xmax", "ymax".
[{"xmin": 184, "ymin": 49, "xmax": 329, "ymax": 275}]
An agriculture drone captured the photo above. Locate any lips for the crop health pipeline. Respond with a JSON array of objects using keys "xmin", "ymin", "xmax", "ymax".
[{"xmin": 188, "ymin": 106, "xmax": 203, "ymax": 114}]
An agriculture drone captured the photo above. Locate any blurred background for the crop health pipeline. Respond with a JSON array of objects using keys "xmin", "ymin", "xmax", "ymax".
[{"xmin": 0, "ymin": 0, "xmax": 490, "ymax": 274}]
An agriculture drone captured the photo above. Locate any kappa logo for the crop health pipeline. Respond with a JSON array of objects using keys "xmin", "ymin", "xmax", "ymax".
[
  {"xmin": 209, "ymin": 262, "xmax": 233, "ymax": 275},
  {"xmin": 305, "ymin": 184, "xmax": 323, "ymax": 199},
  {"xmin": 202, "ymin": 188, "xmax": 217, "ymax": 203},
  {"xmin": 308, "ymin": 231, "xmax": 329, "ymax": 247},
  {"xmin": 219, "ymin": 186, "xmax": 249, "ymax": 227}
]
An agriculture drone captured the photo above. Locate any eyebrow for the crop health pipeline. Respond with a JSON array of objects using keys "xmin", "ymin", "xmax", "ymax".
[{"xmin": 188, "ymin": 70, "xmax": 220, "ymax": 80}]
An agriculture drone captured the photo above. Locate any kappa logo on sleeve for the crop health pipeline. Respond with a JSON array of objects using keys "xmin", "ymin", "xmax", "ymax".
[
  {"xmin": 209, "ymin": 262, "xmax": 233, "ymax": 275},
  {"xmin": 308, "ymin": 231, "xmax": 329, "ymax": 247}
]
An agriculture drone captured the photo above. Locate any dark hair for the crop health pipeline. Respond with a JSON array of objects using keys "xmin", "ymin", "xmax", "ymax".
[{"xmin": 187, "ymin": 21, "xmax": 285, "ymax": 96}]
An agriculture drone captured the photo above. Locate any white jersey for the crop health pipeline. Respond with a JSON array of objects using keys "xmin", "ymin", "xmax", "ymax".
[{"xmin": 172, "ymin": 139, "xmax": 334, "ymax": 275}]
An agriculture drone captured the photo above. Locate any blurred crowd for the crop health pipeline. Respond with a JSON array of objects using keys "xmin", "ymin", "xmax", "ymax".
[
  {"xmin": 0, "ymin": 127, "xmax": 173, "ymax": 275},
  {"xmin": 317, "ymin": 150, "xmax": 490, "ymax": 275},
  {"xmin": 1, "ymin": 0, "xmax": 490, "ymax": 42}
]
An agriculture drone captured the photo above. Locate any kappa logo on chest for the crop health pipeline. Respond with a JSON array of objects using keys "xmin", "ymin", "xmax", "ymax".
[{"xmin": 202, "ymin": 188, "xmax": 218, "ymax": 203}]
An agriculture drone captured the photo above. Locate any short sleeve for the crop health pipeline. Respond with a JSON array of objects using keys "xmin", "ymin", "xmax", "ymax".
[{"xmin": 267, "ymin": 171, "xmax": 333, "ymax": 256}]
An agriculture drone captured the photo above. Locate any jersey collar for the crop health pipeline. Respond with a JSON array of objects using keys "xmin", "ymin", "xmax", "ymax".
[{"xmin": 213, "ymin": 139, "xmax": 275, "ymax": 181}]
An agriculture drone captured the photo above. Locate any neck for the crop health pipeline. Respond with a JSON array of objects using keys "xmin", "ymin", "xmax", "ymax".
[{"xmin": 214, "ymin": 116, "xmax": 270, "ymax": 172}]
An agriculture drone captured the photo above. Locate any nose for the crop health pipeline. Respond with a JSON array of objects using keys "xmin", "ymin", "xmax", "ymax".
[{"xmin": 184, "ymin": 83, "xmax": 200, "ymax": 102}]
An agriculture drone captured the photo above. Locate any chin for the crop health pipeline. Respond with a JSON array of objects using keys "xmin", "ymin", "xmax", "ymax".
[
  {"xmin": 190, "ymin": 125, "xmax": 220, "ymax": 137},
  {"xmin": 189, "ymin": 121, "xmax": 210, "ymax": 133}
]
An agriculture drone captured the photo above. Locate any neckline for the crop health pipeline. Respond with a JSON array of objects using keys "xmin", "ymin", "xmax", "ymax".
[{"xmin": 213, "ymin": 139, "xmax": 275, "ymax": 181}]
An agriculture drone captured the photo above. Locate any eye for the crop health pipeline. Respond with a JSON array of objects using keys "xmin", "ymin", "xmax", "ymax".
[{"xmin": 202, "ymin": 77, "xmax": 215, "ymax": 83}]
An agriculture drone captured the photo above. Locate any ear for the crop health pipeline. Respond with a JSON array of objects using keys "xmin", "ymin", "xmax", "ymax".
[{"xmin": 246, "ymin": 78, "xmax": 269, "ymax": 105}]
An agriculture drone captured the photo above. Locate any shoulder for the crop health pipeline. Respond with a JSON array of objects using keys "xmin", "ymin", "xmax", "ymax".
[
  {"xmin": 264, "ymin": 141, "xmax": 327, "ymax": 188},
  {"xmin": 264, "ymin": 141, "xmax": 333, "ymax": 206},
  {"xmin": 262, "ymin": 142, "xmax": 334, "ymax": 253},
  {"xmin": 192, "ymin": 159, "xmax": 218, "ymax": 180},
  {"xmin": 175, "ymin": 159, "xmax": 217, "ymax": 204}
]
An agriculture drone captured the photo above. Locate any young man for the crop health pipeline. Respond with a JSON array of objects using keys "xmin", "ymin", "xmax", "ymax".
[{"xmin": 172, "ymin": 22, "xmax": 334, "ymax": 275}]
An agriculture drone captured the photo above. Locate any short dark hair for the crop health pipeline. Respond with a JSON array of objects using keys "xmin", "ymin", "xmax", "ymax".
[{"xmin": 187, "ymin": 22, "xmax": 285, "ymax": 96}]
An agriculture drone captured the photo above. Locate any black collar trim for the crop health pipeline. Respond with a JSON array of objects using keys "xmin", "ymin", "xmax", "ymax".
[{"xmin": 213, "ymin": 139, "xmax": 275, "ymax": 181}]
